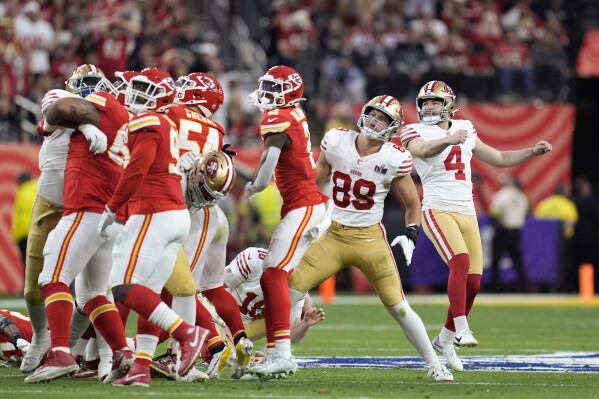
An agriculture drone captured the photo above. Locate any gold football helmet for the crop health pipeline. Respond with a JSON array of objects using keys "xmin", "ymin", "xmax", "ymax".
[
  {"xmin": 357, "ymin": 95, "xmax": 404, "ymax": 141},
  {"xmin": 65, "ymin": 64, "xmax": 106, "ymax": 97},
  {"xmin": 186, "ymin": 150, "xmax": 236, "ymax": 212},
  {"xmin": 416, "ymin": 80, "xmax": 457, "ymax": 125}
]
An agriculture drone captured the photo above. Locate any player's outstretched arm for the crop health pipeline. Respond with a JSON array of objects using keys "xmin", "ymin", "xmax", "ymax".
[
  {"xmin": 290, "ymin": 294, "xmax": 325, "ymax": 344},
  {"xmin": 44, "ymin": 97, "xmax": 101, "ymax": 127},
  {"xmin": 406, "ymin": 130, "xmax": 468, "ymax": 158},
  {"xmin": 244, "ymin": 133, "xmax": 290, "ymax": 199},
  {"xmin": 473, "ymin": 137, "xmax": 553, "ymax": 167},
  {"xmin": 0, "ymin": 315, "xmax": 30, "ymax": 353}
]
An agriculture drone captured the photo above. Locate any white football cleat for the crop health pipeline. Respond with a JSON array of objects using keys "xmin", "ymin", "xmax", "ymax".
[
  {"xmin": 426, "ymin": 364, "xmax": 454, "ymax": 382},
  {"xmin": 20, "ymin": 334, "xmax": 50, "ymax": 373},
  {"xmin": 248, "ymin": 352, "xmax": 298, "ymax": 379},
  {"xmin": 453, "ymin": 329, "xmax": 478, "ymax": 348},
  {"xmin": 432, "ymin": 336, "xmax": 464, "ymax": 371},
  {"xmin": 176, "ymin": 367, "xmax": 209, "ymax": 382},
  {"xmin": 207, "ymin": 346, "xmax": 233, "ymax": 379}
]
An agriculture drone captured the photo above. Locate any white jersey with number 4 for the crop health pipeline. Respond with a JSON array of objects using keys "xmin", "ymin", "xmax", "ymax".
[
  {"xmin": 321, "ymin": 128, "xmax": 413, "ymax": 227},
  {"xmin": 225, "ymin": 247, "xmax": 303, "ymax": 325},
  {"xmin": 399, "ymin": 119, "xmax": 477, "ymax": 215}
]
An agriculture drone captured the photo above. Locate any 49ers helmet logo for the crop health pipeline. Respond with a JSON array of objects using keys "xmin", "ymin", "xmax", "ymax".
[{"xmin": 206, "ymin": 158, "xmax": 219, "ymax": 178}]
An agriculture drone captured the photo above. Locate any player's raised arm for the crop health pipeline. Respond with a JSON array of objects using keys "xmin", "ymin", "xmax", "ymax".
[{"xmin": 473, "ymin": 137, "xmax": 553, "ymax": 167}]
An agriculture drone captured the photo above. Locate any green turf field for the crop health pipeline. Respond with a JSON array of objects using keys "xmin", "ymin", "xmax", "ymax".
[{"xmin": 2, "ymin": 295, "xmax": 598, "ymax": 399}]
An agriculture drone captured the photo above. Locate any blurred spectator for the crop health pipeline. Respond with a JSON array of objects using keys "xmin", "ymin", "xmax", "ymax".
[
  {"xmin": 0, "ymin": 93, "xmax": 20, "ymax": 141},
  {"xmin": 493, "ymin": 28, "xmax": 535, "ymax": 101},
  {"xmin": 323, "ymin": 102, "xmax": 356, "ymax": 133},
  {"xmin": 12, "ymin": 171, "xmax": 36, "ymax": 269},
  {"xmin": 531, "ymin": 29, "xmax": 569, "ymax": 101},
  {"xmin": 489, "ymin": 174, "xmax": 530, "ymax": 292},
  {"xmin": 235, "ymin": 181, "xmax": 282, "ymax": 249},
  {"xmin": 534, "ymin": 184, "xmax": 578, "ymax": 292},
  {"xmin": 571, "ymin": 177, "xmax": 599, "ymax": 289},
  {"xmin": 500, "ymin": 0, "xmax": 542, "ymax": 42},
  {"xmin": 392, "ymin": 27, "xmax": 432, "ymax": 101},
  {"xmin": 13, "ymin": 1, "xmax": 55, "ymax": 82}
]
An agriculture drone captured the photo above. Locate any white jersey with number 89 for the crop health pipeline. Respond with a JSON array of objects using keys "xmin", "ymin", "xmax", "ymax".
[
  {"xmin": 399, "ymin": 119, "xmax": 477, "ymax": 215},
  {"xmin": 321, "ymin": 128, "xmax": 413, "ymax": 227}
]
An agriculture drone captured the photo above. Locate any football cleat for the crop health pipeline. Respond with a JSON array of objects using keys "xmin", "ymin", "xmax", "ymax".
[
  {"xmin": 426, "ymin": 364, "xmax": 454, "ymax": 382},
  {"xmin": 432, "ymin": 336, "xmax": 464, "ymax": 371},
  {"xmin": 20, "ymin": 333, "xmax": 50, "ymax": 373},
  {"xmin": 176, "ymin": 326, "xmax": 209, "ymax": 377},
  {"xmin": 236, "ymin": 337, "xmax": 254, "ymax": 368},
  {"xmin": 453, "ymin": 329, "xmax": 478, "ymax": 348},
  {"xmin": 150, "ymin": 352, "xmax": 177, "ymax": 380},
  {"xmin": 248, "ymin": 352, "xmax": 298, "ymax": 379},
  {"xmin": 175, "ymin": 367, "xmax": 209, "ymax": 382},
  {"xmin": 207, "ymin": 346, "xmax": 233, "ymax": 379},
  {"xmin": 24, "ymin": 349, "xmax": 79, "ymax": 383},
  {"xmin": 111, "ymin": 362, "xmax": 150, "ymax": 387},
  {"xmin": 103, "ymin": 348, "xmax": 135, "ymax": 383}
]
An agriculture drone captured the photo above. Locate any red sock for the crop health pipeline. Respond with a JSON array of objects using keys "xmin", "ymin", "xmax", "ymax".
[
  {"xmin": 81, "ymin": 322, "xmax": 96, "ymax": 340},
  {"xmin": 465, "ymin": 274, "xmax": 482, "ymax": 316},
  {"xmin": 194, "ymin": 296, "xmax": 220, "ymax": 339},
  {"xmin": 444, "ymin": 253, "xmax": 470, "ymax": 330},
  {"xmin": 83, "ymin": 295, "xmax": 128, "ymax": 351},
  {"xmin": 121, "ymin": 285, "xmax": 164, "ymax": 320},
  {"xmin": 202, "ymin": 286, "xmax": 245, "ymax": 340},
  {"xmin": 260, "ymin": 268, "xmax": 291, "ymax": 343},
  {"xmin": 138, "ymin": 316, "xmax": 162, "ymax": 341},
  {"xmin": 160, "ymin": 289, "xmax": 173, "ymax": 307},
  {"xmin": 115, "ymin": 301, "xmax": 131, "ymax": 328},
  {"xmin": 41, "ymin": 282, "xmax": 73, "ymax": 349}
]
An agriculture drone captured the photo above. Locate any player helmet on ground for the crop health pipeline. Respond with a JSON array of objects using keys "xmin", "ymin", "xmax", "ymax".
[
  {"xmin": 186, "ymin": 150, "xmax": 236, "ymax": 212},
  {"xmin": 175, "ymin": 72, "xmax": 224, "ymax": 118},
  {"xmin": 65, "ymin": 64, "xmax": 105, "ymax": 97},
  {"xmin": 248, "ymin": 65, "xmax": 305, "ymax": 112},
  {"xmin": 357, "ymin": 95, "xmax": 404, "ymax": 141},
  {"xmin": 125, "ymin": 67, "xmax": 176, "ymax": 113},
  {"xmin": 416, "ymin": 80, "xmax": 457, "ymax": 125}
]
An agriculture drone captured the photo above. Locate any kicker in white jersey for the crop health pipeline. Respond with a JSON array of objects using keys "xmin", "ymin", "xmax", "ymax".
[
  {"xmin": 321, "ymin": 128, "xmax": 413, "ymax": 227},
  {"xmin": 400, "ymin": 119, "xmax": 477, "ymax": 215}
]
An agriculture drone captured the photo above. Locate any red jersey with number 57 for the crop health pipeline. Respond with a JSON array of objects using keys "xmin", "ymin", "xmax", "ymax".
[
  {"xmin": 63, "ymin": 91, "xmax": 130, "ymax": 215},
  {"xmin": 166, "ymin": 103, "xmax": 225, "ymax": 155},
  {"xmin": 119, "ymin": 111, "xmax": 187, "ymax": 214},
  {"xmin": 399, "ymin": 120, "xmax": 477, "ymax": 215},
  {"xmin": 0, "ymin": 309, "xmax": 33, "ymax": 362},
  {"xmin": 259, "ymin": 106, "xmax": 327, "ymax": 217}
]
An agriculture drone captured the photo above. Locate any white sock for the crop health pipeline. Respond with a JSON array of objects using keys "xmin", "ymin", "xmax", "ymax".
[
  {"xmin": 25, "ymin": 301, "xmax": 48, "ymax": 341},
  {"xmin": 387, "ymin": 300, "xmax": 438, "ymax": 366},
  {"xmin": 453, "ymin": 316, "xmax": 469, "ymax": 333},
  {"xmin": 136, "ymin": 334, "xmax": 159, "ymax": 361},
  {"xmin": 97, "ymin": 330, "xmax": 112, "ymax": 360},
  {"xmin": 275, "ymin": 339, "xmax": 291, "ymax": 359},
  {"xmin": 171, "ymin": 295, "xmax": 197, "ymax": 325},
  {"xmin": 289, "ymin": 288, "xmax": 304, "ymax": 325},
  {"xmin": 439, "ymin": 327, "xmax": 455, "ymax": 347},
  {"xmin": 71, "ymin": 338, "xmax": 88, "ymax": 359},
  {"xmin": 148, "ymin": 302, "xmax": 183, "ymax": 334},
  {"xmin": 85, "ymin": 337, "xmax": 99, "ymax": 361}
]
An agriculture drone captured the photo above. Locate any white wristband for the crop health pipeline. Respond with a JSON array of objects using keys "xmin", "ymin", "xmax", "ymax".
[{"xmin": 43, "ymin": 119, "xmax": 57, "ymax": 133}]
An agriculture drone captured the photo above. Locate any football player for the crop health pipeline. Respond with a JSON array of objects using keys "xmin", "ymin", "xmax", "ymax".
[
  {"xmin": 98, "ymin": 67, "xmax": 208, "ymax": 387},
  {"xmin": 26, "ymin": 64, "xmax": 135, "ymax": 384},
  {"xmin": 0, "ymin": 309, "xmax": 33, "ymax": 365},
  {"xmin": 164, "ymin": 72, "xmax": 253, "ymax": 379},
  {"xmin": 287, "ymin": 95, "xmax": 454, "ymax": 382},
  {"xmin": 244, "ymin": 65, "xmax": 329, "ymax": 378},
  {"xmin": 399, "ymin": 80, "xmax": 552, "ymax": 371}
]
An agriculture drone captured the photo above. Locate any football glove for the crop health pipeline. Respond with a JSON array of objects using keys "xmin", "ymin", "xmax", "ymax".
[
  {"xmin": 98, "ymin": 205, "xmax": 116, "ymax": 240},
  {"xmin": 15, "ymin": 338, "xmax": 30, "ymax": 354},
  {"xmin": 79, "ymin": 124, "xmax": 108, "ymax": 155},
  {"xmin": 222, "ymin": 143, "xmax": 237, "ymax": 157},
  {"xmin": 179, "ymin": 151, "xmax": 199, "ymax": 173},
  {"xmin": 390, "ymin": 224, "xmax": 420, "ymax": 266}
]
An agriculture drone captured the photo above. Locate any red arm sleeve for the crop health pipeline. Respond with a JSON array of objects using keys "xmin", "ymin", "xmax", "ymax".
[{"xmin": 107, "ymin": 134, "xmax": 159, "ymax": 212}]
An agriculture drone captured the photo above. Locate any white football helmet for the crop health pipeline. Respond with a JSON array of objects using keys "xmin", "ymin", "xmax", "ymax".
[
  {"xmin": 416, "ymin": 80, "xmax": 457, "ymax": 125},
  {"xmin": 186, "ymin": 150, "xmax": 236, "ymax": 212},
  {"xmin": 357, "ymin": 95, "xmax": 404, "ymax": 141}
]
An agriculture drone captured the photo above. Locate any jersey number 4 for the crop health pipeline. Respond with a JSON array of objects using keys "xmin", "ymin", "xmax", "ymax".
[
  {"xmin": 331, "ymin": 171, "xmax": 375, "ymax": 210},
  {"xmin": 444, "ymin": 146, "xmax": 466, "ymax": 180}
]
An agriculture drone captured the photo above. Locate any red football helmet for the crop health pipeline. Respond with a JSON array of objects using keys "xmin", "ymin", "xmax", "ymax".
[
  {"xmin": 175, "ymin": 72, "xmax": 224, "ymax": 118},
  {"xmin": 249, "ymin": 65, "xmax": 305, "ymax": 112},
  {"xmin": 125, "ymin": 67, "xmax": 176, "ymax": 113}
]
